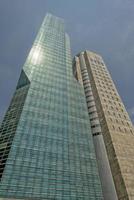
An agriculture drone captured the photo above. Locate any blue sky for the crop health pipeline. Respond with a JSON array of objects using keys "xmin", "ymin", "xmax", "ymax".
[{"xmin": 0, "ymin": 0, "xmax": 134, "ymax": 123}]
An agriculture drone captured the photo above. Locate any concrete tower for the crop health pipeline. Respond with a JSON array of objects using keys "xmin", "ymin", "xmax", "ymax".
[{"xmin": 73, "ymin": 50, "xmax": 134, "ymax": 200}]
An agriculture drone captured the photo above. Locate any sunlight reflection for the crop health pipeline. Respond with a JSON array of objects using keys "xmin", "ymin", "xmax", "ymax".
[{"xmin": 29, "ymin": 45, "xmax": 44, "ymax": 65}]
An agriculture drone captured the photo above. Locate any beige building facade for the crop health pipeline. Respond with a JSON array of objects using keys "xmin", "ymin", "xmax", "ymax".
[{"xmin": 73, "ymin": 51, "xmax": 134, "ymax": 200}]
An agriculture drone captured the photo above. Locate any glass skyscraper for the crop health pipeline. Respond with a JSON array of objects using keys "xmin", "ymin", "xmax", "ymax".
[{"xmin": 0, "ymin": 14, "xmax": 103, "ymax": 199}]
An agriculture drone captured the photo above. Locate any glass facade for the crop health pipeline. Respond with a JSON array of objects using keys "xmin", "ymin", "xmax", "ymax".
[{"xmin": 0, "ymin": 14, "xmax": 103, "ymax": 199}]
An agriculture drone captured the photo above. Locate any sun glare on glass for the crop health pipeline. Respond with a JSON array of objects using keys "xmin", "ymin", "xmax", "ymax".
[{"xmin": 29, "ymin": 45, "xmax": 44, "ymax": 65}]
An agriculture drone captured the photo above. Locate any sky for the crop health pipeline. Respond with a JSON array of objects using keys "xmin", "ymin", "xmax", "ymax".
[{"xmin": 0, "ymin": 0, "xmax": 134, "ymax": 123}]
